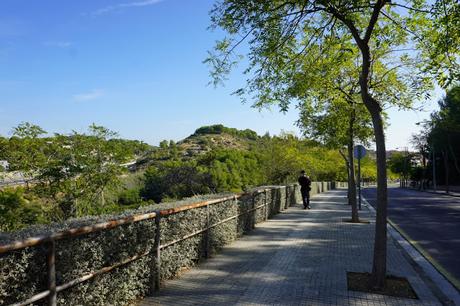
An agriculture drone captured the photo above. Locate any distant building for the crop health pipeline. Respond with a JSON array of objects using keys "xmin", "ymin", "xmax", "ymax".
[{"xmin": 0, "ymin": 160, "xmax": 9, "ymax": 171}]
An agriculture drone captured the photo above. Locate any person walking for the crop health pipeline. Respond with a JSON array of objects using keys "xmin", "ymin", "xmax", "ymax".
[{"xmin": 298, "ymin": 170, "xmax": 311, "ymax": 209}]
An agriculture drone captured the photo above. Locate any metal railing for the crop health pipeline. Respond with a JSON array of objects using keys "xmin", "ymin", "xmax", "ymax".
[{"xmin": 0, "ymin": 185, "xmax": 297, "ymax": 306}]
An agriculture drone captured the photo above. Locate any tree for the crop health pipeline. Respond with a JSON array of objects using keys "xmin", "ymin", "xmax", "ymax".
[
  {"xmin": 11, "ymin": 122, "xmax": 46, "ymax": 139},
  {"xmin": 199, "ymin": 149, "xmax": 264, "ymax": 192},
  {"xmin": 0, "ymin": 188, "xmax": 46, "ymax": 231},
  {"xmin": 420, "ymin": 1, "xmax": 460, "ymax": 88},
  {"xmin": 294, "ymin": 38, "xmax": 374, "ymax": 222},
  {"xmin": 410, "ymin": 129, "xmax": 430, "ymax": 189},
  {"xmin": 36, "ymin": 125, "xmax": 130, "ymax": 219},
  {"xmin": 6, "ymin": 122, "xmax": 48, "ymax": 188},
  {"xmin": 388, "ymin": 152, "xmax": 415, "ymax": 187},
  {"xmin": 428, "ymin": 85, "xmax": 460, "ymax": 192},
  {"xmin": 207, "ymin": 0, "xmax": 457, "ymax": 288},
  {"xmin": 142, "ymin": 160, "xmax": 211, "ymax": 203}
]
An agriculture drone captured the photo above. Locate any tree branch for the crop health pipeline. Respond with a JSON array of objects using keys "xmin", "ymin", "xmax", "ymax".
[
  {"xmin": 389, "ymin": 2, "xmax": 432, "ymax": 14},
  {"xmin": 364, "ymin": 0, "xmax": 387, "ymax": 43}
]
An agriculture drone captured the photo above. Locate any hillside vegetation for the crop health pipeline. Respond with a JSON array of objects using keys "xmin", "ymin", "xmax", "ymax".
[{"xmin": 0, "ymin": 123, "xmax": 377, "ymax": 231}]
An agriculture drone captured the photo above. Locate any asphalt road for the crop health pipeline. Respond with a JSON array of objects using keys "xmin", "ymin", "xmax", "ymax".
[{"xmin": 362, "ymin": 186, "xmax": 460, "ymax": 286}]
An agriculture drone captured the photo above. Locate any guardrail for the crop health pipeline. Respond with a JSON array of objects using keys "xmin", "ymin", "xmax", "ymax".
[{"xmin": 0, "ymin": 184, "xmax": 307, "ymax": 306}]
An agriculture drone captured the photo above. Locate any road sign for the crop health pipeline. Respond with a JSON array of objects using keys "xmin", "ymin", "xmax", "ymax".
[{"xmin": 353, "ymin": 145, "xmax": 367, "ymax": 160}]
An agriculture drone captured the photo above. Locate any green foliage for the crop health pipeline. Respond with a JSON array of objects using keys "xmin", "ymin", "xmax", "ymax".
[
  {"xmin": 117, "ymin": 189, "xmax": 142, "ymax": 206},
  {"xmin": 418, "ymin": 0, "xmax": 460, "ymax": 88},
  {"xmin": 142, "ymin": 160, "xmax": 212, "ymax": 203},
  {"xmin": 0, "ymin": 188, "xmax": 47, "ymax": 231},
  {"xmin": 34, "ymin": 125, "xmax": 130, "ymax": 219},
  {"xmin": 5, "ymin": 123, "xmax": 48, "ymax": 178},
  {"xmin": 1, "ymin": 122, "xmax": 358, "ymax": 230},
  {"xmin": 1, "ymin": 123, "xmax": 143, "ymax": 221},
  {"xmin": 199, "ymin": 149, "xmax": 264, "ymax": 192},
  {"xmin": 207, "ymin": 1, "xmax": 438, "ymax": 111},
  {"xmin": 141, "ymin": 133, "xmax": 357, "ymax": 203},
  {"xmin": 194, "ymin": 124, "xmax": 258, "ymax": 140},
  {"xmin": 360, "ymin": 156, "xmax": 378, "ymax": 181},
  {"xmin": 11, "ymin": 122, "xmax": 46, "ymax": 139},
  {"xmin": 257, "ymin": 133, "xmax": 350, "ymax": 184},
  {"xmin": 427, "ymin": 85, "xmax": 460, "ymax": 183},
  {"xmin": 387, "ymin": 152, "xmax": 416, "ymax": 176}
]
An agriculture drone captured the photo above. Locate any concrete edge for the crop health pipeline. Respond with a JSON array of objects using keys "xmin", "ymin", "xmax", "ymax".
[
  {"xmin": 361, "ymin": 196, "xmax": 460, "ymax": 306},
  {"xmin": 406, "ymin": 187, "xmax": 460, "ymax": 198}
]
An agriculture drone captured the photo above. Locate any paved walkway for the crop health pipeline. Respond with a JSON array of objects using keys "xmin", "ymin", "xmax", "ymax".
[{"xmin": 140, "ymin": 189, "xmax": 441, "ymax": 305}]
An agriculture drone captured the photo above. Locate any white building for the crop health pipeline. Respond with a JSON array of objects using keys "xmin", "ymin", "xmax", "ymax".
[{"xmin": 0, "ymin": 160, "xmax": 9, "ymax": 171}]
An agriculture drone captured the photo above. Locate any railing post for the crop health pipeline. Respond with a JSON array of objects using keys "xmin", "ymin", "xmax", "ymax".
[
  {"xmin": 204, "ymin": 204, "xmax": 210, "ymax": 258},
  {"xmin": 285, "ymin": 186, "xmax": 288, "ymax": 210},
  {"xmin": 46, "ymin": 240, "xmax": 57, "ymax": 306},
  {"xmin": 264, "ymin": 190, "xmax": 268, "ymax": 221},
  {"xmin": 252, "ymin": 193, "xmax": 256, "ymax": 229},
  {"xmin": 292, "ymin": 184, "xmax": 296, "ymax": 206},
  {"xmin": 154, "ymin": 212, "xmax": 161, "ymax": 292}
]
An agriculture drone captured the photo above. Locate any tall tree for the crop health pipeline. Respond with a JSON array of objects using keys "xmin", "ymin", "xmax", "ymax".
[
  {"xmin": 7, "ymin": 122, "xmax": 47, "ymax": 188},
  {"xmin": 428, "ymin": 86, "xmax": 460, "ymax": 192},
  {"xmin": 36, "ymin": 125, "xmax": 130, "ymax": 219},
  {"xmin": 207, "ymin": 0, "xmax": 457, "ymax": 288}
]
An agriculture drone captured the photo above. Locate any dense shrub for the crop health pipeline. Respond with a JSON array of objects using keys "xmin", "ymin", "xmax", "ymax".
[
  {"xmin": 0, "ymin": 188, "xmax": 47, "ymax": 232},
  {"xmin": 117, "ymin": 189, "xmax": 142, "ymax": 206},
  {"xmin": 141, "ymin": 161, "xmax": 212, "ymax": 203},
  {"xmin": 194, "ymin": 124, "xmax": 258, "ymax": 140}
]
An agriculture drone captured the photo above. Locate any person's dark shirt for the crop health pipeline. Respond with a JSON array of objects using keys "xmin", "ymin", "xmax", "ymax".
[{"xmin": 298, "ymin": 175, "xmax": 311, "ymax": 190}]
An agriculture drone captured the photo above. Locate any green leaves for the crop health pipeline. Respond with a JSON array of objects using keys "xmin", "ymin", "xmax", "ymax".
[
  {"xmin": 142, "ymin": 160, "xmax": 212, "ymax": 203},
  {"xmin": 11, "ymin": 122, "xmax": 46, "ymax": 139},
  {"xmin": 0, "ymin": 188, "xmax": 46, "ymax": 231},
  {"xmin": 418, "ymin": 0, "xmax": 460, "ymax": 88}
]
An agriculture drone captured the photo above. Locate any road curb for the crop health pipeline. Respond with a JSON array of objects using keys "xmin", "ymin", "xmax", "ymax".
[
  {"xmin": 406, "ymin": 187, "xmax": 460, "ymax": 198},
  {"xmin": 361, "ymin": 196, "xmax": 460, "ymax": 305}
]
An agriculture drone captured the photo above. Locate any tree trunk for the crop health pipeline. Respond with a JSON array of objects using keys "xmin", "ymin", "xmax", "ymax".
[
  {"xmin": 448, "ymin": 135, "xmax": 460, "ymax": 175},
  {"xmin": 347, "ymin": 109, "xmax": 359, "ymax": 222},
  {"xmin": 443, "ymin": 150, "xmax": 450, "ymax": 193},
  {"xmin": 369, "ymin": 108, "xmax": 388, "ymax": 289},
  {"xmin": 344, "ymin": 0, "xmax": 388, "ymax": 288},
  {"xmin": 357, "ymin": 43, "xmax": 388, "ymax": 289},
  {"xmin": 339, "ymin": 149, "xmax": 351, "ymax": 204}
]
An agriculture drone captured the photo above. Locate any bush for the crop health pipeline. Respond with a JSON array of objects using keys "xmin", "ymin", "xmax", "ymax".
[
  {"xmin": 118, "ymin": 189, "xmax": 141, "ymax": 206},
  {"xmin": 0, "ymin": 188, "xmax": 47, "ymax": 232}
]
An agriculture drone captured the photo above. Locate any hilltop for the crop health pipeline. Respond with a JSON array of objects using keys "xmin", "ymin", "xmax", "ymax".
[
  {"xmin": 133, "ymin": 124, "xmax": 260, "ymax": 170},
  {"xmin": 177, "ymin": 124, "xmax": 259, "ymax": 157}
]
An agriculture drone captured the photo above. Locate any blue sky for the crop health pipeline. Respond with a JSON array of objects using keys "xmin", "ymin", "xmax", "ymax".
[{"xmin": 0, "ymin": 0, "xmax": 443, "ymax": 150}]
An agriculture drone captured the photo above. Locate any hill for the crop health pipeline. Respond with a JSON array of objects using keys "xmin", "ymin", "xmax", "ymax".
[
  {"xmin": 133, "ymin": 125, "xmax": 260, "ymax": 170},
  {"xmin": 178, "ymin": 124, "xmax": 258, "ymax": 157}
]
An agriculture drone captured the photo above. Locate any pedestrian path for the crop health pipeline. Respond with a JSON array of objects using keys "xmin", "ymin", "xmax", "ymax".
[{"xmin": 140, "ymin": 189, "xmax": 441, "ymax": 305}]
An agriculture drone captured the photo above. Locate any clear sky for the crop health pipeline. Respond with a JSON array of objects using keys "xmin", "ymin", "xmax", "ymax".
[{"xmin": 0, "ymin": 0, "xmax": 444, "ymax": 150}]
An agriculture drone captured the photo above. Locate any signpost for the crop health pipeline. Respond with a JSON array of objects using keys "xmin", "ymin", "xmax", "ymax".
[{"xmin": 353, "ymin": 145, "xmax": 367, "ymax": 210}]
